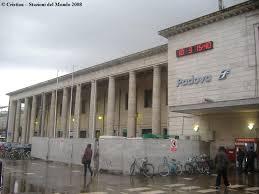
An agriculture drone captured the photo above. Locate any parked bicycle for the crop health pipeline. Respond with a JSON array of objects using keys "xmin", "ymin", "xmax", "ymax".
[
  {"xmin": 130, "ymin": 157, "xmax": 154, "ymax": 177},
  {"xmin": 158, "ymin": 156, "xmax": 183, "ymax": 176},
  {"xmin": 0, "ymin": 143, "xmax": 31, "ymax": 160},
  {"xmin": 184, "ymin": 154, "xmax": 210, "ymax": 175}
]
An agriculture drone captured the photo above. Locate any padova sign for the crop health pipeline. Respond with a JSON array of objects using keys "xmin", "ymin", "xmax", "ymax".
[{"xmin": 177, "ymin": 69, "xmax": 230, "ymax": 87}]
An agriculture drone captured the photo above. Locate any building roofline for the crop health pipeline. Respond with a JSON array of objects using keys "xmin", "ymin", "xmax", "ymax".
[
  {"xmin": 7, "ymin": 44, "xmax": 168, "ymax": 96},
  {"xmin": 159, "ymin": 0, "xmax": 259, "ymax": 38}
]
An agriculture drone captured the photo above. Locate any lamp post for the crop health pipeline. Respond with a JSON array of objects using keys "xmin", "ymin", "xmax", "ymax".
[{"xmin": 68, "ymin": 65, "xmax": 74, "ymax": 138}]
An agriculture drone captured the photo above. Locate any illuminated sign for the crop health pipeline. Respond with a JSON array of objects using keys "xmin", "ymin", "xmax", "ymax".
[
  {"xmin": 176, "ymin": 41, "xmax": 213, "ymax": 58},
  {"xmin": 235, "ymin": 138, "xmax": 259, "ymax": 143}
]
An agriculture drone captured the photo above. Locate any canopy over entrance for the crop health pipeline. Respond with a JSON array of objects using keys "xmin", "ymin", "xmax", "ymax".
[{"xmin": 170, "ymin": 97, "xmax": 259, "ymax": 115}]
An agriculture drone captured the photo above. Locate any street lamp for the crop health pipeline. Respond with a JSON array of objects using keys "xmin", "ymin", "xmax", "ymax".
[{"xmin": 248, "ymin": 122, "xmax": 254, "ymax": 130}]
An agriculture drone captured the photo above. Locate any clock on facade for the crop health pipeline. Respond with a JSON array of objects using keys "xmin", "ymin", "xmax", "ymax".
[{"xmin": 176, "ymin": 41, "xmax": 213, "ymax": 58}]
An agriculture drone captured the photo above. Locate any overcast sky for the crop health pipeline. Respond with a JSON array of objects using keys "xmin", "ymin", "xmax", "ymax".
[{"xmin": 0, "ymin": 0, "xmax": 247, "ymax": 106}]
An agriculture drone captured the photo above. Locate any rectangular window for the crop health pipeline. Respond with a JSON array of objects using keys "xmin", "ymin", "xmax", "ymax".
[
  {"xmin": 71, "ymin": 98, "xmax": 75, "ymax": 116},
  {"xmin": 59, "ymin": 103, "xmax": 62, "ymax": 116},
  {"xmin": 80, "ymin": 131, "xmax": 86, "ymax": 138},
  {"xmin": 81, "ymin": 100, "xmax": 86, "ymax": 114},
  {"xmin": 125, "ymin": 93, "xmax": 128, "ymax": 110},
  {"xmin": 144, "ymin": 89, "xmax": 152, "ymax": 108},
  {"xmin": 142, "ymin": 129, "xmax": 152, "ymax": 135}
]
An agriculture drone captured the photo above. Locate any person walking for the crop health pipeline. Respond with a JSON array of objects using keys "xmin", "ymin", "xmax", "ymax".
[
  {"xmin": 215, "ymin": 146, "xmax": 230, "ymax": 189},
  {"xmin": 82, "ymin": 144, "xmax": 93, "ymax": 177},
  {"xmin": 246, "ymin": 146, "xmax": 257, "ymax": 173},
  {"xmin": 237, "ymin": 148, "xmax": 245, "ymax": 174}
]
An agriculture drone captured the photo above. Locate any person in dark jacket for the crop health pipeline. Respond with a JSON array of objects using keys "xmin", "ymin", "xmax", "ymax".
[
  {"xmin": 245, "ymin": 146, "xmax": 257, "ymax": 173},
  {"xmin": 83, "ymin": 144, "xmax": 93, "ymax": 177},
  {"xmin": 237, "ymin": 148, "xmax": 245, "ymax": 174},
  {"xmin": 215, "ymin": 146, "xmax": 230, "ymax": 189}
]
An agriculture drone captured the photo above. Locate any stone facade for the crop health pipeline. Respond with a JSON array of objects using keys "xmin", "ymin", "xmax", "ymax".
[{"xmin": 6, "ymin": 45, "xmax": 168, "ymax": 143}]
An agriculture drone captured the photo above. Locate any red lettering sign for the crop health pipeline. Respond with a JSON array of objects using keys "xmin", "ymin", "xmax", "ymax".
[{"xmin": 176, "ymin": 41, "xmax": 213, "ymax": 58}]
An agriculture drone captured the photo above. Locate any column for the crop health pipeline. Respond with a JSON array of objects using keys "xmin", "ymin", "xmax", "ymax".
[
  {"xmin": 152, "ymin": 65, "xmax": 161, "ymax": 135},
  {"xmin": 7, "ymin": 100, "xmax": 16, "ymax": 142},
  {"xmin": 61, "ymin": 88, "xmax": 68, "ymax": 137},
  {"xmin": 21, "ymin": 98, "xmax": 29, "ymax": 144},
  {"xmin": 29, "ymin": 96, "xmax": 37, "ymax": 143},
  {"xmin": 14, "ymin": 99, "xmax": 21, "ymax": 142},
  {"xmin": 48, "ymin": 91, "xmax": 55, "ymax": 137},
  {"xmin": 74, "ymin": 84, "xmax": 81, "ymax": 138},
  {"xmin": 127, "ymin": 71, "xmax": 136, "ymax": 137},
  {"xmin": 89, "ymin": 80, "xmax": 97, "ymax": 138},
  {"xmin": 40, "ymin": 93, "xmax": 46, "ymax": 137},
  {"xmin": 106, "ymin": 76, "xmax": 115, "ymax": 136}
]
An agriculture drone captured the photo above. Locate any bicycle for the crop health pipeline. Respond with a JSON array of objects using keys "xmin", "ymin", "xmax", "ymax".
[
  {"xmin": 184, "ymin": 155, "xmax": 210, "ymax": 175},
  {"xmin": 158, "ymin": 156, "xmax": 183, "ymax": 176},
  {"xmin": 130, "ymin": 157, "xmax": 154, "ymax": 177}
]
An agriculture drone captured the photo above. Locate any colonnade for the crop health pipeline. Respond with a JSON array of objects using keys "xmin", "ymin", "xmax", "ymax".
[{"xmin": 7, "ymin": 65, "xmax": 163, "ymax": 143}]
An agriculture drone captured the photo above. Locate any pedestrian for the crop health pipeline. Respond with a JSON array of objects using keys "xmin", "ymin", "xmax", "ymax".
[
  {"xmin": 246, "ymin": 146, "xmax": 257, "ymax": 173},
  {"xmin": 236, "ymin": 148, "xmax": 245, "ymax": 174},
  {"xmin": 215, "ymin": 146, "xmax": 230, "ymax": 189},
  {"xmin": 82, "ymin": 144, "xmax": 93, "ymax": 177}
]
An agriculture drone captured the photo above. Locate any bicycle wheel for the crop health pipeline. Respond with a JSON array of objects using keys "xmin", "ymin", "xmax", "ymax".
[
  {"xmin": 142, "ymin": 163, "xmax": 154, "ymax": 177},
  {"xmin": 130, "ymin": 163, "xmax": 136, "ymax": 176},
  {"xmin": 158, "ymin": 164, "xmax": 170, "ymax": 176},
  {"xmin": 176, "ymin": 164, "xmax": 183, "ymax": 175},
  {"xmin": 184, "ymin": 163, "xmax": 194, "ymax": 175}
]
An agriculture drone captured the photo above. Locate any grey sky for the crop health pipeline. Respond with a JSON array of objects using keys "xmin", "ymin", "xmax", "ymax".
[{"xmin": 0, "ymin": 0, "xmax": 246, "ymax": 106}]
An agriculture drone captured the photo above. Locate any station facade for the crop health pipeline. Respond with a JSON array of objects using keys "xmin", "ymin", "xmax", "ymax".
[{"xmin": 6, "ymin": 1, "xmax": 259, "ymax": 157}]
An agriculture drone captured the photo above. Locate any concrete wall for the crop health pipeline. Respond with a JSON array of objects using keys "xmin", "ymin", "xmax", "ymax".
[
  {"xmin": 31, "ymin": 137, "xmax": 95, "ymax": 165},
  {"xmin": 32, "ymin": 136, "xmax": 209, "ymax": 174},
  {"xmin": 99, "ymin": 137, "xmax": 210, "ymax": 174}
]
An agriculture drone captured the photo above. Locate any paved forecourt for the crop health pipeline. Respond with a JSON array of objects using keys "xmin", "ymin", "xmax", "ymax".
[{"xmin": 1, "ymin": 159, "xmax": 259, "ymax": 194}]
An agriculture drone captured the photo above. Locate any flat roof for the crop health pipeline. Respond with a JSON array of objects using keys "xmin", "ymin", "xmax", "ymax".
[
  {"xmin": 7, "ymin": 44, "xmax": 167, "ymax": 96},
  {"xmin": 159, "ymin": 0, "xmax": 259, "ymax": 38}
]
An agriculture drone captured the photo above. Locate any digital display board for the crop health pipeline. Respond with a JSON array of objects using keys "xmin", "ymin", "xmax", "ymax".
[{"xmin": 176, "ymin": 41, "xmax": 213, "ymax": 58}]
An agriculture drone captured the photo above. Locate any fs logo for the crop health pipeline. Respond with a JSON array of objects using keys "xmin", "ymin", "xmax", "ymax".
[{"xmin": 218, "ymin": 69, "xmax": 230, "ymax": 80}]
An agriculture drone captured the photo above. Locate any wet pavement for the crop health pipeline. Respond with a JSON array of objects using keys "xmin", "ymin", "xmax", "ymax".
[{"xmin": 0, "ymin": 159, "xmax": 259, "ymax": 194}]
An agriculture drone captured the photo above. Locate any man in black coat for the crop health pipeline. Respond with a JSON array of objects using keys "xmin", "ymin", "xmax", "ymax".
[
  {"xmin": 215, "ymin": 146, "xmax": 230, "ymax": 189},
  {"xmin": 237, "ymin": 148, "xmax": 245, "ymax": 174}
]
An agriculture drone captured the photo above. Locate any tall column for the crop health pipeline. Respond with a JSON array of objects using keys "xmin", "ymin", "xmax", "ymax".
[
  {"xmin": 74, "ymin": 84, "xmax": 81, "ymax": 138},
  {"xmin": 89, "ymin": 80, "xmax": 97, "ymax": 138},
  {"xmin": 106, "ymin": 76, "xmax": 115, "ymax": 136},
  {"xmin": 7, "ymin": 100, "xmax": 16, "ymax": 142},
  {"xmin": 152, "ymin": 65, "xmax": 161, "ymax": 135},
  {"xmin": 48, "ymin": 91, "xmax": 56, "ymax": 137},
  {"xmin": 40, "ymin": 93, "xmax": 46, "ymax": 137},
  {"xmin": 14, "ymin": 99, "xmax": 21, "ymax": 142},
  {"xmin": 29, "ymin": 96, "xmax": 37, "ymax": 143},
  {"xmin": 21, "ymin": 98, "xmax": 29, "ymax": 144},
  {"xmin": 61, "ymin": 88, "xmax": 69, "ymax": 137},
  {"xmin": 127, "ymin": 71, "xmax": 137, "ymax": 137}
]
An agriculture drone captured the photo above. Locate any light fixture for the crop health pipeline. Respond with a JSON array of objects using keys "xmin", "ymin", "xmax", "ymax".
[
  {"xmin": 35, "ymin": 121, "xmax": 38, "ymax": 125},
  {"xmin": 248, "ymin": 122, "xmax": 254, "ymax": 130},
  {"xmin": 98, "ymin": 115, "xmax": 103, "ymax": 120},
  {"xmin": 72, "ymin": 118, "xmax": 75, "ymax": 122},
  {"xmin": 193, "ymin": 124, "xmax": 199, "ymax": 132}
]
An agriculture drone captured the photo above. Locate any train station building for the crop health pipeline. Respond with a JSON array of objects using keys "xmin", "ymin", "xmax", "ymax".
[{"xmin": 6, "ymin": 0, "xmax": 259, "ymax": 157}]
